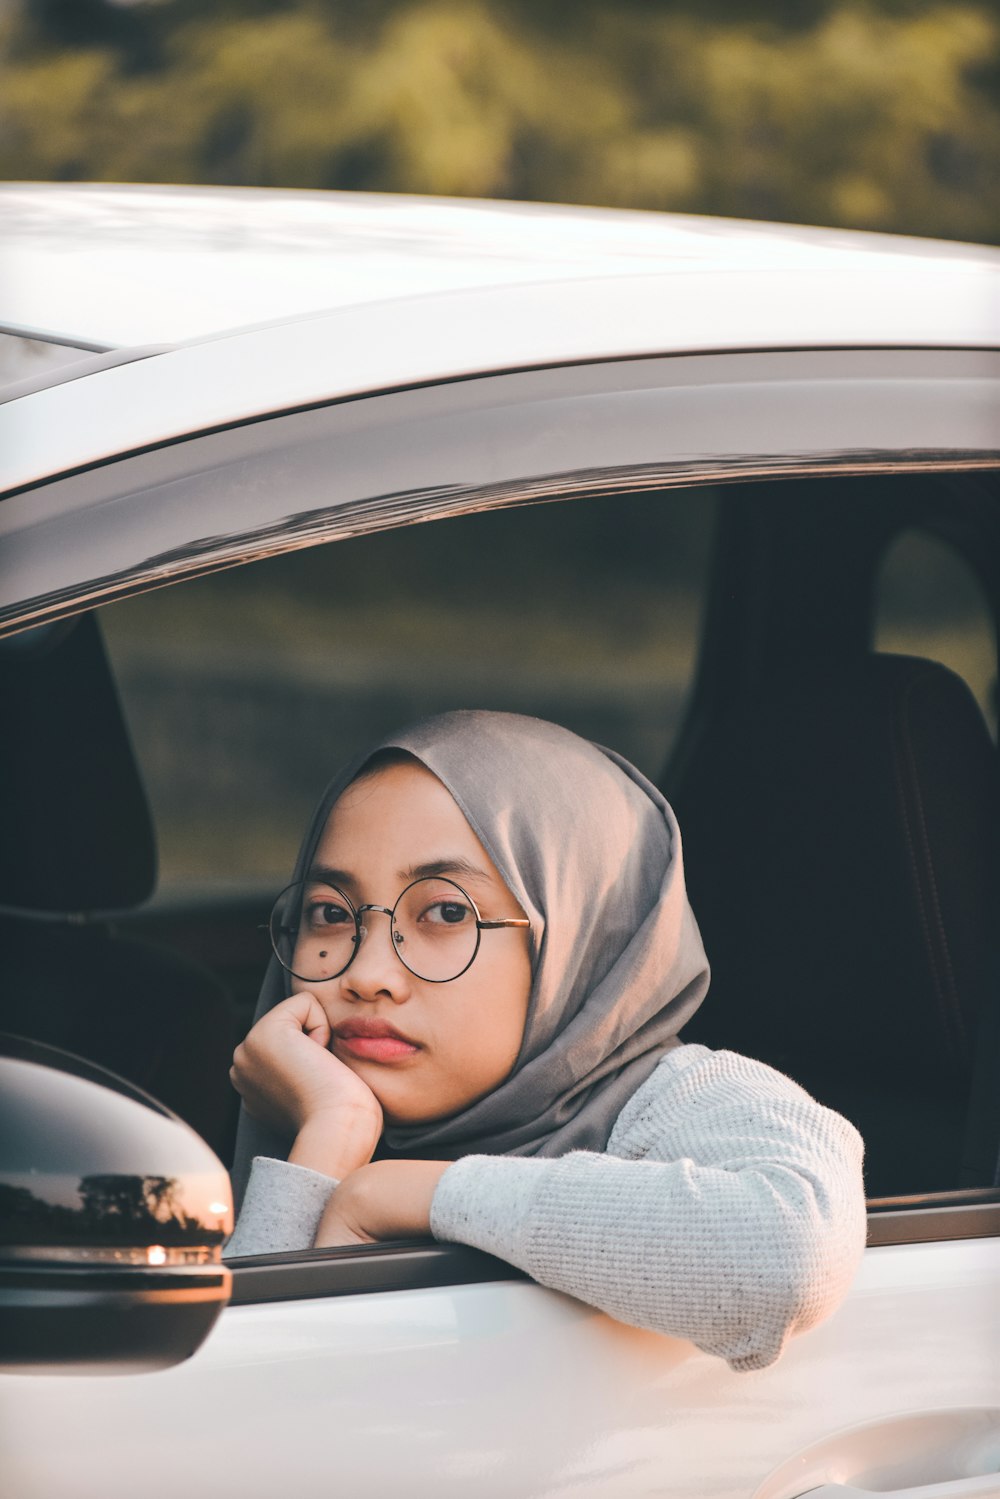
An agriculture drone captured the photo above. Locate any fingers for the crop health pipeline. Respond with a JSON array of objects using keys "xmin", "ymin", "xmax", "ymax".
[
  {"xmin": 270, "ymin": 990, "xmax": 333, "ymax": 1048},
  {"xmin": 230, "ymin": 994, "xmax": 330, "ymax": 1087},
  {"xmin": 229, "ymin": 993, "xmax": 384, "ymax": 1147},
  {"xmin": 228, "ymin": 998, "xmax": 322, "ymax": 1127},
  {"xmin": 291, "ymin": 991, "xmax": 334, "ymax": 1048}
]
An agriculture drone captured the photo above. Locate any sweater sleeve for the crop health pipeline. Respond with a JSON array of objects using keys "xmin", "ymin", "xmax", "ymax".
[
  {"xmin": 429, "ymin": 1046, "xmax": 866, "ymax": 1372},
  {"xmin": 224, "ymin": 1155, "xmax": 339, "ymax": 1258}
]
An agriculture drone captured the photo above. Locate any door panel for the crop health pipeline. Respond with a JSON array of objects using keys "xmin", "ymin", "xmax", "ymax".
[{"xmin": 3, "ymin": 1235, "xmax": 997, "ymax": 1499}]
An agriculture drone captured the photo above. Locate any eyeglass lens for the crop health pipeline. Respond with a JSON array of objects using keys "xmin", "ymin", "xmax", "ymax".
[{"xmin": 269, "ymin": 876, "xmax": 481, "ymax": 983}]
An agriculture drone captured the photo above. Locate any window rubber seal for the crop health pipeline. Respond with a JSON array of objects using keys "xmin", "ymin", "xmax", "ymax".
[
  {"xmin": 227, "ymin": 1239, "xmax": 528, "ymax": 1306},
  {"xmin": 865, "ymin": 1188, "xmax": 1000, "ymax": 1247}
]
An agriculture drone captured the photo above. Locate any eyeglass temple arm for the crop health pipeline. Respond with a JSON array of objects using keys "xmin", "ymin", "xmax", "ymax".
[{"xmin": 477, "ymin": 918, "xmax": 531, "ymax": 929}]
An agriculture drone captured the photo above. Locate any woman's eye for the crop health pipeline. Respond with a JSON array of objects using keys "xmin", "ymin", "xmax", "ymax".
[
  {"xmin": 306, "ymin": 901, "xmax": 352, "ymax": 929},
  {"xmin": 422, "ymin": 899, "xmax": 472, "ymax": 927}
]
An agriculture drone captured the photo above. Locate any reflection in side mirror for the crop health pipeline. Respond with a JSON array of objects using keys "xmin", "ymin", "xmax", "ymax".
[{"xmin": 0, "ymin": 1034, "xmax": 233, "ymax": 1375}]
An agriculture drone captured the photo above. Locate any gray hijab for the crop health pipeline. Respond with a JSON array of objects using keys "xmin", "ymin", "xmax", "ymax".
[{"xmin": 232, "ymin": 711, "xmax": 709, "ymax": 1203}]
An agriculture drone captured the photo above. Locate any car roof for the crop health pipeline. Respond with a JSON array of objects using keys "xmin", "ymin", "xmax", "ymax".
[
  {"xmin": 1, "ymin": 183, "xmax": 998, "ymax": 498},
  {"xmin": 4, "ymin": 181, "xmax": 1000, "ymax": 350}
]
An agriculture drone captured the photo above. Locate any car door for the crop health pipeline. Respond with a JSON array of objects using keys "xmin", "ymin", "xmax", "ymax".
[{"xmin": 1, "ymin": 343, "xmax": 998, "ymax": 1498}]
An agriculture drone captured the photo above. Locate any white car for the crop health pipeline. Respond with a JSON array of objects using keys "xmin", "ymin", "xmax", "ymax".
[{"xmin": 1, "ymin": 184, "xmax": 999, "ymax": 1499}]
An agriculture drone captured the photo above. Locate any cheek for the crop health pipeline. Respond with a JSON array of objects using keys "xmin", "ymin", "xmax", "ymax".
[
  {"xmin": 446, "ymin": 945, "xmax": 532, "ymax": 1084},
  {"xmin": 501, "ymin": 950, "xmax": 534, "ymax": 1061}
]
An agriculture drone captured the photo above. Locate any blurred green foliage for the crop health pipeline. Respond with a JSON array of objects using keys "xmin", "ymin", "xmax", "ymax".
[{"xmin": 1, "ymin": 0, "xmax": 997, "ymax": 240}]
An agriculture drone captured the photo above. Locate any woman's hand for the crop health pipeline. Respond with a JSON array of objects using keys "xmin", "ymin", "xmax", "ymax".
[
  {"xmin": 231, "ymin": 993, "xmax": 383, "ymax": 1179},
  {"xmin": 314, "ymin": 1160, "xmax": 450, "ymax": 1247}
]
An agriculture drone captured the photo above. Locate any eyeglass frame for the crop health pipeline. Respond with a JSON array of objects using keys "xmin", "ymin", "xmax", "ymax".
[{"xmin": 269, "ymin": 874, "xmax": 532, "ymax": 984}]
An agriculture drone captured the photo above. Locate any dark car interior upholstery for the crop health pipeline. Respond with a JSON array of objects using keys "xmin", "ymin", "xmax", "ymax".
[
  {"xmin": 0, "ymin": 615, "xmax": 238, "ymax": 1157},
  {"xmin": 669, "ymin": 476, "xmax": 1000, "ymax": 1198},
  {"xmin": 0, "ymin": 613, "xmax": 156, "ymax": 912},
  {"xmin": 671, "ymin": 652, "xmax": 1000, "ymax": 1198}
]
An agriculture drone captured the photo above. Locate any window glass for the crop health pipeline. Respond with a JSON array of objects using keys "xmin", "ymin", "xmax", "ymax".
[
  {"xmin": 101, "ymin": 487, "xmax": 716, "ymax": 889},
  {"xmin": 874, "ymin": 528, "xmax": 997, "ymax": 738}
]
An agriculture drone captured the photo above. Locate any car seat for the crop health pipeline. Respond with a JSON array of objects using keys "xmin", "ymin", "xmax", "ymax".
[
  {"xmin": 670, "ymin": 653, "xmax": 1000, "ymax": 1198},
  {"xmin": 0, "ymin": 614, "xmax": 237, "ymax": 1158}
]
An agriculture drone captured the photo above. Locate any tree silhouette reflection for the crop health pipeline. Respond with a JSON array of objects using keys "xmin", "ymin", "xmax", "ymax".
[{"xmin": 0, "ymin": 1175, "xmax": 223, "ymax": 1247}]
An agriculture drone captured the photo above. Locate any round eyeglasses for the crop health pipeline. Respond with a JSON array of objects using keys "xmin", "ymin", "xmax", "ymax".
[{"xmin": 269, "ymin": 875, "xmax": 531, "ymax": 985}]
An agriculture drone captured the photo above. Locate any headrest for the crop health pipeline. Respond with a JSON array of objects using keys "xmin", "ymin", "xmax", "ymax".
[
  {"xmin": 0, "ymin": 614, "xmax": 156, "ymax": 913},
  {"xmin": 673, "ymin": 654, "xmax": 999, "ymax": 1090}
]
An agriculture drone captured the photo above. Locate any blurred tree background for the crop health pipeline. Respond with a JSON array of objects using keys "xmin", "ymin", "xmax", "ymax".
[
  {"xmin": 5, "ymin": 1, "xmax": 994, "ymax": 882},
  {"xmin": 1, "ymin": 0, "xmax": 997, "ymax": 242}
]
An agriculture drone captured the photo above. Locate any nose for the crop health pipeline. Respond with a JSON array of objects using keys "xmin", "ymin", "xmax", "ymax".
[{"xmin": 341, "ymin": 907, "xmax": 409, "ymax": 1004}]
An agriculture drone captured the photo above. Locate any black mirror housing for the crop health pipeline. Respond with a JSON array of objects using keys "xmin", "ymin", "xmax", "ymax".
[{"xmin": 0, "ymin": 1034, "xmax": 233, "ymax": 1374}]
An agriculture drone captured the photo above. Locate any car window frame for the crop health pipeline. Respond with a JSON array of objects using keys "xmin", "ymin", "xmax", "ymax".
[
  {"xmin": 4, "ymin": 345, "xmax": 999, "ymax": 1288},
  {"xmin": 1, "ymin": 346, "xmax": 997, "ymax": 638}
]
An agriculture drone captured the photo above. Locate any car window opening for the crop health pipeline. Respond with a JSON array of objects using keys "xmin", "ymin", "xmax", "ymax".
[{"xmin": 3, "ymin": 471, "xmax": 998, "ymax": 1238}]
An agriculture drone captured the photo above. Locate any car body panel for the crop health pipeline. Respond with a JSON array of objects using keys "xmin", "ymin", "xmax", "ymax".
[
  {"xmin": 2, "ymin": 1234, "xmax": 998, "ymax": 1499},
  {"xmin": 4, "ymin": 182, "xmax": 999, "ymax": 350}
]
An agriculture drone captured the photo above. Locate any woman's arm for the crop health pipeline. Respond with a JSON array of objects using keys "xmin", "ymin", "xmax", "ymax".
[
  {"xmin": 318, "ymin": 1047, "xmax": 866, "ymax": 1373},
  {"xmin": 431, "ymin": 1047, "xmax": 866, "ymax": 1371}
]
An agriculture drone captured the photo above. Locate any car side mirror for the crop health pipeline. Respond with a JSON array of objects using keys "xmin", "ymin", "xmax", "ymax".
[{"xmin": 0, "ymin": 1033, "xmax": 233, "ymax": 1375}]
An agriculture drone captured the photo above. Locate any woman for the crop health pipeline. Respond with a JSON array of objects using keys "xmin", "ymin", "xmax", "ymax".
[{"xmin": 228, "ymin": 710, "xmax": 865, "ymax": 1372}]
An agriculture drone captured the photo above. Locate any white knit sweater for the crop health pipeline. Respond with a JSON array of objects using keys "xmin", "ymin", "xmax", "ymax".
[{"xmin": 226, "ymin": 1045, "xmax": 866, "ymax": 1372}]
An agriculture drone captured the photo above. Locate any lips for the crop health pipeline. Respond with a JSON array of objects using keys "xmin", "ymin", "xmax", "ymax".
[{"xmin": 332, "ymin": 1017, "xmax": 421, "ymax": 1063}]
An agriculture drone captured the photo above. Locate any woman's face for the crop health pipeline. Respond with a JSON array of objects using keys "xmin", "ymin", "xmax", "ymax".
[{"xmin": 300, "ymin": 758, "xmax": 533, "ymax": 1125}]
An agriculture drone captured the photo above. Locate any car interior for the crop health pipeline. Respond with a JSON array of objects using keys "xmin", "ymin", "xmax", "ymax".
[{"xmin": 2, "ymin": 469, "xmax": 998, "ymax": 1213}]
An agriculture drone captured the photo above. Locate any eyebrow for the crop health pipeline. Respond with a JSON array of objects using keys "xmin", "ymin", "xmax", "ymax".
[
  {"xmin": 306, "ymin": 865, "xmax": 358, "ymax": 888},
  {"xmin": 401, "ymin": 857, "xmax": 493, "ymax": 885},
  {"xmin": 306, "ymin": 857, "xmax": 494, "ymax": 888}
]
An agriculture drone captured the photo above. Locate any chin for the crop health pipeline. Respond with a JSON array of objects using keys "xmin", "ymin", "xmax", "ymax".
[
  {"xmin": 379, "ymin": 1100, "xmax": 445, "ymax": 1126},
  {"xmin": 378, "ymin": 1089, "xmax": 470, "ymax": 1127},
  {"xmin": 380, "ymin": 1089, "xmax": 490, "ymax": 1129}
]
